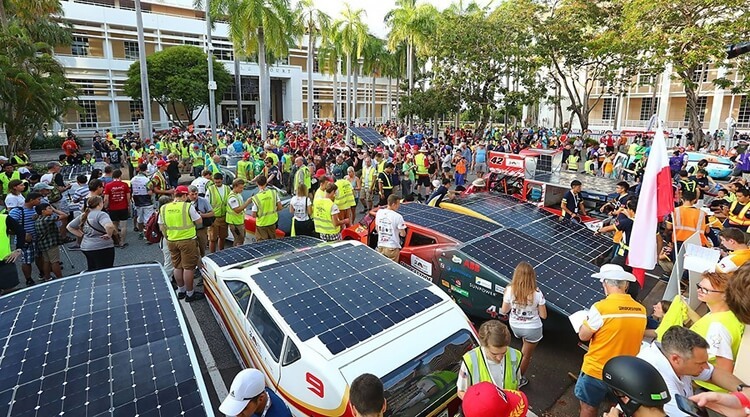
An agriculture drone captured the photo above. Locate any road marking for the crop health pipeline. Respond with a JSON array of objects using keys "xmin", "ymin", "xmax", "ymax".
[{"xmin": 183, "ymin": 302, "xmax": 228, "ymax": 401}]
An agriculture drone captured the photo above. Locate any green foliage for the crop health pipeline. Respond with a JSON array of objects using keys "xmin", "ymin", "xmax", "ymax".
[
  {"xmin": 124, "ymin": 45, "xmax": 231, "ymax": 127},
  {"xmin": 398, "ymin": 87, "xmax": 460, "ymax": 121},
  {"xmin": 0, "ymin": 0, "xmax": 78, "ymax": 153}
]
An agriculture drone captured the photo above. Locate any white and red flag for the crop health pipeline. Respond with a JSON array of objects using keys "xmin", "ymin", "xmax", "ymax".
[{"xmin": 628, "ymin": 124, "xmax": 674, "ymax": 286}]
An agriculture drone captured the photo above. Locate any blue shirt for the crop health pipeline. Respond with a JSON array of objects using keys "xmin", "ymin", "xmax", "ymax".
[
  {"xmin": 9, "ymin": 207, "xmax": 37, "ymax": 239},
  {"xmin": 475, "ymin": 148, "xmax": 486, "ymax": 163},
  {"xmin": 254, "ymin": 389, "xmax": 291, "ymax": 417}
]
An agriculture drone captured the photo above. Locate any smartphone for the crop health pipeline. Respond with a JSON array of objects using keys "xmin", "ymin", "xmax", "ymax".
[{"xmin": 676, "ymin": 394, "xmax": 727, "ymax": 417}]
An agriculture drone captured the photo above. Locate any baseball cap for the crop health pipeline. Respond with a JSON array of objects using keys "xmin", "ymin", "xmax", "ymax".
[
  {"xmin": 332, "ymin": 167, "xmax": 344, "ymax": 179},
  {"xmin": 156, "ymin": 159, "xmax": 168, "ymax": 167},
  {"xmin": 174, "ymin": 185, "xmax": 190, "ymax": 195},
  {"xmin": 591, "ymin": 264, "xmax": 636, "ymax": 282},
  {"xmin": 432, "ymin": 179, "xmax": 441, "ymax": 188},
  {"xmin": 243, "ymin": 152, "xmax": 251, "ymax": 160},
  {"xmin": 32, "ymin": 183, "xmax": 53, "ymax": 191},
  {"xmin": 462, "ymin": 382, "xmax": 529, "ymax": 417},
  {"xmin": 315, "ymin": 168, "xmax": 327, "ymax": 179},
  {"xmin": 219, "ymin": 369, "xmax": 266, "ymax": 416}
]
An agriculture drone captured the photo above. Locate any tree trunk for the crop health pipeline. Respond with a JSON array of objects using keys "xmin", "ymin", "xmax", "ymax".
[
  {"xmin": 387, "ymin": 76, "xmax": 392, "ymax": 121},
  {"xmin": 395, "ymin": 77, "xmax": 401, "ymax": 120},
  {"xmin": 0, "ymin": 0, "xmax": 8, "ymax": 31},
  {"xmin": 307, "ymin": 30, "xmax": 314, "ymax": 140},
  {"xmin": 407, "ymin": 41, "xmax": 414, "ymax": 133},
  {"xmin": 234, "ymin": 53, "xmax": 242, "ymax": 126},
  {"xmin": 333, "ymin": 60, "xmax": 339, "ymax": 123},
  {"xmin": 371, "ymin": 73, "xmax": 376, "ymax": 125},
  {"xmin": 257, "ymin": 28, "xmax": 269, "ymax": 142},
  {"xmin": 684, "ymin": 83, "xmax": 706, "ymax": 148},
  {"xmin": 353, "ymin": 65, "xmax": 359, "ymax": 124},
  {"xmin": 345, "ymin": 53, "xmax": 352, "ymax": 143}
]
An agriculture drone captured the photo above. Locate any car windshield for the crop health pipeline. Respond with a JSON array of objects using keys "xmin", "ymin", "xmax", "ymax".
[{"xmin": 381, "ymin": 329, "xmax": 475, "ymax": 417}]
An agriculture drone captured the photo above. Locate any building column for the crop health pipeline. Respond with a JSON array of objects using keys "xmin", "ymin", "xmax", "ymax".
[
  {"xmin": 708, "ymin": 67, "xmax": 728, "ymax": 132},
  {"xmin": 658, "ymin": 63, "xmax": 672, "ymax": 125}
]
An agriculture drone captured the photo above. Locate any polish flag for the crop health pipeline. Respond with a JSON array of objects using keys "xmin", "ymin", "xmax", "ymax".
[{"xmin": 628, "ymin": 124, "xmax": 673, "ymax": 285}]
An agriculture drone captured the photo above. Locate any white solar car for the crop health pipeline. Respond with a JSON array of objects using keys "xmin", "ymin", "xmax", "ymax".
[{"xmin": 201, "ymin": 238, "xmax": 478, "ymax": 417}]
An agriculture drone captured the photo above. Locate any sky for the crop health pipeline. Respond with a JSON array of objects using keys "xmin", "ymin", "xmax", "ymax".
[{"xmin": 152, "ymin": 0, "xmax": 456, "ymax": 38}]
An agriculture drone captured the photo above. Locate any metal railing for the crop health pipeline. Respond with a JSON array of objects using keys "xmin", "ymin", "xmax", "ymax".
[{"xmin": 60, "ymin": 121, "xmax": 174, "ymax": 138}]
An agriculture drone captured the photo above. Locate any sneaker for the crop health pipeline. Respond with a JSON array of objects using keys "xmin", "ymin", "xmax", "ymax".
[
  {"xmin": 138, "ymin": 233, "xmax": 144, "ymax": 240},
  {"xmin": 518, "ymin": 377, "xmax": 529, "ymax": 388},
  {"xmin": 176, "ymin": 291, "xmax": 186, "ymax": 300},
  {"xmin": 185, "ymin": 292, "xmax": 205, "ymax": 302},
  {"xmin": 25, "ymin": 278, "xmax": 35, "ymax": 287}
]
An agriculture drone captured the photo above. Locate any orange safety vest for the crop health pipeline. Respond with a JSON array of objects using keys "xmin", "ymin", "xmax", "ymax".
[
  {"xmin": 728, "ymin": 201, "xmax": 750, "ymax": 227},
  {"xmin": 673, "ymin": 206, "xmax": 708, "ymax": 246}
]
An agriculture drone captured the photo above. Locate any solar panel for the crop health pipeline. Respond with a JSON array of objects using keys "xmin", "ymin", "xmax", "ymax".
[
  {"xmin": 60, "ymin": 164, "xmax": 93, "ymax": 181},
  {"xmin": 460, "ymin": 229, "xmax": 601, "ymax": 314},
  {"xmin": 205, "ymin": 236, "xmax": 322, "ymax": 267},
  {"xmin": 252, "ymin": 243, "xmax": 443, "ymax": 355},
  {"xmin": 0, "ymin": 264, "xmax": 213, "ymax": 417},
  {"xmin": 398, "ymin": 203, "xmax": 498, "ymax": 242},
  {"xmin": 349, "ymin": 127, "xmax": 384, "ymax": 145}
]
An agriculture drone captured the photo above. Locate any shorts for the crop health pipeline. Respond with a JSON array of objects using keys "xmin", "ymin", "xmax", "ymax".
[
  {"xmin": 167, "ymin": 238, "xmax": 200, "ymax": 270},
  {"xmin": 416, "ymin": 175, "xmax": 431, "ymax": 187},
  {"xmin": 228, "ymin": 223, "xmax": 246, "ymax": 245},
  {"xmin": 574, "ymin": 372, "xmax": 610, "ymax": 407},
  {"xmin": 39, "ymin": 246, "xmax": 60, "ymax": 264},
  {"xmin": 255, "ymin": 224, "xmax": 277, "ymax": 241},
  {"xmin": 442, "ymin": 167, "xmax": 452, "ymax": 173},
  {"xmin": 109, "ymin": 209, "xmax": 129, "ymax": 222},
  {"xmin": 510, "ymin": 325, "xmax": 543, "ymax": 343},
  {"xmin": 20, "ymin": 243, "xmax": 36, "ymax": 265},
  {"xmin": 361, "ymin": 188, "xmax": 374, "ymax": 203},
  {"xmin": 196, "ymin": 228, "xmax": 208, "ymax": 257},
  {"xmin": 209, "ymin": 216, "xmax": 228, "ymax": 240},
  {"xmin": 136, "ymin": 205, "xmax": 155, "ymax": 224},
  {"xmin": 377, "ymin": 246, "xmax": 400, "ymax": 262},
  {"xmin": 475, "ymin": 162, "xmax": 487, "ymax": 173}
]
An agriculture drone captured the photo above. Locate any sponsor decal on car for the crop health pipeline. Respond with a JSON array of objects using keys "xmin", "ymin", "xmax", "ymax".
[
  {"xmin": 495, "ymin": 284, "xmax": 505, "ymax": 294},
  {"xmin": 452, "ymin": 255, "xmax": 462, "ymax": 264},
  {"xmin": 399, "ymin": 261, "xmax": 431, "ymax": 281},
  {"xmin": 411, "ymin": 254, "xmax": 433, "ymax": 276},
  {"xmin": 475, "ymin": 276, "xmax": 492, "ymax": 290},
  {"xmin": 441, "ymin": 280, "xmax": 450, "ymax": 288},
  {"xmin": 450, "ymin": 285, "xmax": 469, "ymax": 297}
]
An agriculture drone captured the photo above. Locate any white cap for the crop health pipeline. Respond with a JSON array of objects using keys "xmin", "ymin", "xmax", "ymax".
[
  {"xmin": 432, "ymin": 179, "xmax": 441, "ymax": 188},
  {"xmin": 591, "ymin": 264, "xmax": 636, "ymax": 282},
  {"xmin": 219, "ymin": 369, "xmax": 266, "ymax": 416},
  {"xmin": 0, "ymin": 155, "xmax": 7, "ymax": 161}
]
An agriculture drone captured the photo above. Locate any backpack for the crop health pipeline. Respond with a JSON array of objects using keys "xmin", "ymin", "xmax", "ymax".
[{"xmin": 144, "ymin": 210, "xmax": 162, "ymax": 244}]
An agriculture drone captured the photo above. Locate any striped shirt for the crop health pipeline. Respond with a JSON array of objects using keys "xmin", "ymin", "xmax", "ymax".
[{"xmin": 9, "ymin": 207, "xmax": 37, "ymax": 239}]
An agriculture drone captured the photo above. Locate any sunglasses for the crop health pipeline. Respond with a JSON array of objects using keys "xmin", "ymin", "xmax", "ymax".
[{"xmin": 696, "ymin": 283, "xmax": 723, "ymax": 294}]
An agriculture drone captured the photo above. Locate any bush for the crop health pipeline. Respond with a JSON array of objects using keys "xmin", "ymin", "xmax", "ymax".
[{"xmin": 30, "ymin": 133, "xmax": 82, "ymax": 150}]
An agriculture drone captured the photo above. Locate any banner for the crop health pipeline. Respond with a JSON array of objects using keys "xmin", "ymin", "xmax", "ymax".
[{"xmin": 488, "ymin": 151, "xmax": 525, "ymax": 176}]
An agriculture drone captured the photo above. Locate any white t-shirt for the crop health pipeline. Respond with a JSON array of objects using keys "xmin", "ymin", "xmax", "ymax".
[
  {"xmin": 375, "ymin": 208, "xmax": 406, "ymax": 249},
  {"xmin": 40, "ymin": 173, "xmax": 54, "ymax": 185},
  {"xmin": 190, "ymin": 177, "xmax": 211, "ymax": 195},
  {"xmin": 502, "ymin": 286, "xmax": 546, "ymax": 329},
  {"xmin": 289, "ymin": 196, "xmax": 311, "ymax": 221},
  {"xmin": 703, "ymin": 321, "xmax": 735, "ymax": 361},
  {"xmin": 4, "ymin": 194, "xmax": 24, "ymax": 210}
]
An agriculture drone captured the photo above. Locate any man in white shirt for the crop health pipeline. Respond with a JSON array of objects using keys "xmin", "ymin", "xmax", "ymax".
[
  {"xmin": 637, "ymin": 326, "xmax": 744, "ymax": 417},
  {"xmin": 374, "ymin": 194, "xmax": 406, "ymax": 262},
  {"xmin": 190, "ymin": 169, "xmax": 212, "ymax": 197}
]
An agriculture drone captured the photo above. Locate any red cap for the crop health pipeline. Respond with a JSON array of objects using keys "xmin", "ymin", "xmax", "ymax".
[
  {"xmin": 174, "ymin": 185, "xmax": 190, "ymax": 194},
  {"xmin": 243, "ymin": 152, "xmax": 251, "ymax": 160},
  {"xmin": 156, "ymin": 159, "xmax": 168, "ymax": 167},
  {"xmin": 315, "ymin": 168, "xmax": 327, "ymax": 178},
  {"xmin": 462, "ymin": 383, "xmax": 528, "ymax": 417}
]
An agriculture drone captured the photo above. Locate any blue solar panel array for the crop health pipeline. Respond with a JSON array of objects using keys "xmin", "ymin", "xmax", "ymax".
[
  {"xmin": 205, "ymin": 236, "xmax": 322, "ymax": 267},
  {"xmin": 398, "ymin": 203, "xmax": 499, "ymax": 243},
  {"xmin": 252, "ymin": 243, "xmax": 443, "ymax": 355},
  {"xmin": 349, "ymin": 127, "xmax": 384, "ymax": 145},
  {"xmin": 0, "ymin": 265, "xmax": 212, "ymax": 417},
  {"xmin": 461, "ymin": 229, "xmax": 602, "ymax": 314}
]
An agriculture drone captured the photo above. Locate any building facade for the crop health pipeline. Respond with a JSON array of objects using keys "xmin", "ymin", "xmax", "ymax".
[
  {"xmin": 55, "ymin": 0, "xmax": 399, "ymax": 135},
  {"xmin": 535, "ymin": 64, "xmax": 750, "ymax": 135}
]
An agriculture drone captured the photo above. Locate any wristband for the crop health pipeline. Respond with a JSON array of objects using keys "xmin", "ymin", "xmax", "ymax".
[{"xmin": 730, "ymin": 391, "xmax": 750, "ymax": 412}]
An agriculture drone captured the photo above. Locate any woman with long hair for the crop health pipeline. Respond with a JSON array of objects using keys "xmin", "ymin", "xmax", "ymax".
[
  {"xmin": 500, "ymin": 261, "xmax": 548, "ymax": 387},
  {"xmin": 289, "ymin": 183, "xmax": 314, "ymax": 237},
  {"xmin": 66, "ymin": 195, "xmax": 117, "ymax": 271}
]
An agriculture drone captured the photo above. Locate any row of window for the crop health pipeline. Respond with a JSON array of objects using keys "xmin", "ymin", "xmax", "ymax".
[
  {"xmin": 77, "ymin": 100, "xmax": 144, "ymax": 127},
  {"xmin": 598, "ymin": 96, "xmax": 750, "ymax": 124}
]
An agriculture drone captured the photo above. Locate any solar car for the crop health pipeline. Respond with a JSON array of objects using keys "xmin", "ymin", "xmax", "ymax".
[
  {"xmin": 0, "ymin": 264, "xmax": 214, "ymax": 416},
  {"xmin": 201, "ymin": 238, "xmax": 478, "ymax": 417},
  {"xmin": 685, "ymin": 152, "xmax": 733, "ymax": 179},
  {"xmin": 343, "ymin": 203, "xmax": 609, "ymax": 320}
]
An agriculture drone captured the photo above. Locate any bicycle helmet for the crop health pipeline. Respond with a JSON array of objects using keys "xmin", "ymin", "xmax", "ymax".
[{"xmin": 602, "ymin": 356, "xmax": 671, "ymax": 417}]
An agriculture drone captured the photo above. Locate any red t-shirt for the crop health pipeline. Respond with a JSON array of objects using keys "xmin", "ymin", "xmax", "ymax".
[{"xmin": 104, "ymin": 180, "xmax": 130, "ymax": 211}]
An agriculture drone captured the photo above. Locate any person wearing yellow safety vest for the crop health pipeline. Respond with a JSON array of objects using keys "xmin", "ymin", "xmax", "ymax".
[
  {"xmin": 333, "ymin": 167, "xmax": 355, "ymax": 225},
  {"xmin": 567, "ymin": 151, "xmax": 580, "ymax": 172},
  {"xmin": 280, "ymin": 150, "xmax": 293, "ymax": 188},
  {"xmin": 313, "ymin": 183, "xmax": 350, "ymax": 242},
  {"xmin": 190, "ymin": 145, "xmax": 205, "ymax": 179},
  {"xmin": 414, "ymin": 148, "xmax": 431, "ymax": 201},
  {"xmin": 250, "ymin": 175, "xmax": 282, "ymax": 242},
  {"xmin": 207, "ymin": 154, "xmax": 222, "ymax": 175},
  {"xmin": 377, "ymin": 163, "xmax": 396, "ymax": 206},
  {"xmin": 236, "ymin": 153, "xmax": 252, "ymax": 182},
  {"xmin": 716, "ymin": 227, "xmax": 750, "ymax": 273},
  {"xmin": 374, "ymin": 153, "xmax": 385, "ymax": 174},
  {"xmin": 0, "ymin": 163, "xmax": 20, "ymax": 197},
  {"xmin": 158, "ymin": 185, "xmax": 204, "ymax": 302},
  {"xmin": 0, "ymin": 211, "xmax": 27, "ymax": 294},
  {"xmin": 292, "ymin": 157, "xmax": 311, "ymax": 196},
  {"xmin": 723, "ymin": 186, "xmax": 750, "ymax": 232},
  {"xmin": 665, "ymin": 190, "xmax": 710, "ymax": 249},
  {"xmin": 128, "ymin": 142, "xmax": 143, "ymax": 180},
  {"xmin": 313, "ymin": 173, "xmax": 332, "ymax": 205},
  {"xmin": 456, "ymin": 320, "xmax": 523, "ymax": 399},
  {"xmin": 207, "ymin": 173, "xmax": 230, "ymax": 252},
  {"xmin": 360, "ymin": 157, "xmax": 377, "ymax": 214},
  {"xmin": 595, "ymin": 199, "xmax": 641, "ymax": 299},
  {"xmin": 226, "ymin": 178, "xmax": 253, "ymax": 246},
  {"xmin": 12, "ymin": 150, "xmax": 30, "ymax": 169}
]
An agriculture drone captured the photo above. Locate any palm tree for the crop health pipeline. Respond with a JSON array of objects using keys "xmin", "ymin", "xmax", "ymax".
[
  {"xmin": 362, "ymin": 34, "xmax": 386, "ymax": 124},
  {"xmin": 385, "ymin": 0, "xmax": 436, "ymax": 132},
  {"xmin": 332, "ymin": 3, "xmax": 368, "ymax": 143},
  {"xmin": 293, "ymin": 0, "xmax": 330, "ymax": 140},
  {"xmin": 317, "ymin": 38, "xmax": 342, "ymax": 123},
  {"xmin": 209, "ymin": 0, "xmax": 294, "ymax": 142}
]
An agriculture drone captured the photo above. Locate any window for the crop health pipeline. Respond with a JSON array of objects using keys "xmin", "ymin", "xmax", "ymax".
[
  {"xmin": 640, "ymin": 97, "xmax": 659, "ymax": 121},
  {"xmin": 282, "ymin": 339, "xmax": 301, "ymax": 366},
  {"xmin": 247, "ymin": 297, "xmax": 284, "ymax": 361},
  {"xmin": 602, "ymin": 98, "xmax": 617, "ymax": 121},
  {"xmin": 684, "ymin": 96, "xmax": 708, "ymax": 122},
  {"xmin": 408, "ymin": 231, "xmax": 436, "ymax": 247},
  {"xmin": 72, "ymin": 79, "xmax": 94, "ymax": 95},
  {"xmin": 72, "ymin": 36, "xmax": 89, "ymax": 56},
  {"xmin": 215, "ymin": 48, "xmax": 234, "ymax": 61},
  {"xmin": 691, "ymin": 64, "xmax": 709, "ymax": 83},
  {"xmin": 78, "ymin": 100, "xmax": 98, "ymax": 127},
  {"xmin": 129, "ymin": 100, "xmax": 144, "ymax": 122},
  {"xmin": 124, "ymin": 41, "xmax": 139, "ymax": 60},
  {"xmin": 183, "ymin": 39, "xmax": 200, "ymax": 46},
  {"xmin": 739, "ymin": 96, "xmax": 750, "ymax": 124},
  {"xmin": 638, "ymin": 73, "xmax": 655, "ymax": 85},
  {"xmin": 313, "ymin": 90, "xmax": 320, "ymax": 100}
]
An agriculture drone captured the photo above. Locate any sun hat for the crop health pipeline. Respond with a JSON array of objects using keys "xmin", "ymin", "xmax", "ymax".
[{"xmin": 591, "ymin": 264, "xmax": 636, "ymax": 282}]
